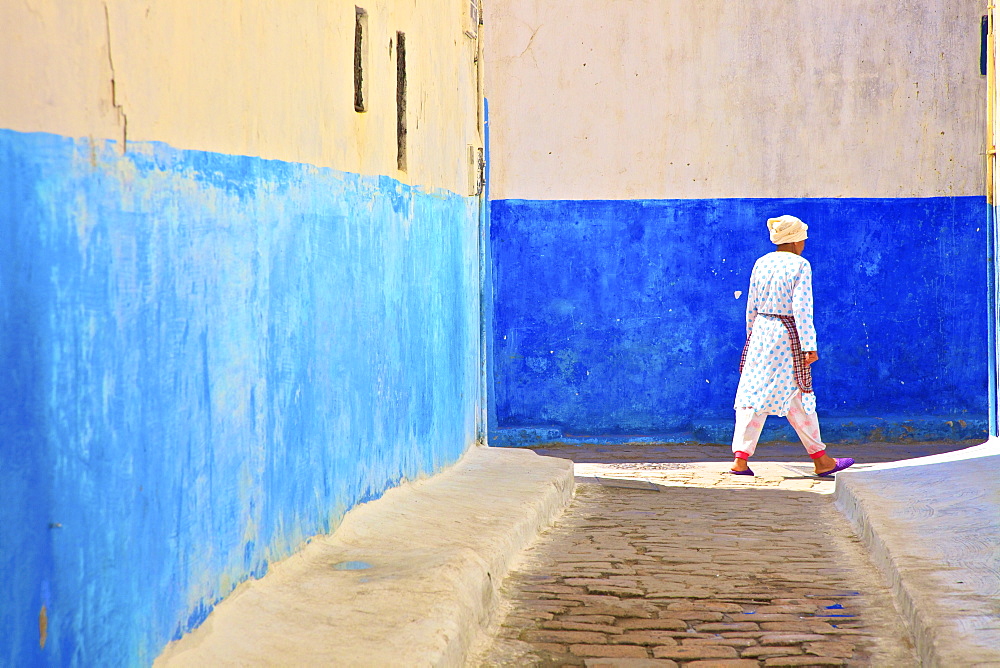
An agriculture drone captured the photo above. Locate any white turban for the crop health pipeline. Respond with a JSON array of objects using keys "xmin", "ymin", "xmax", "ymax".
[{"xmin": 767, "ymin": 215, "xmax": 808, "ymax": 245}]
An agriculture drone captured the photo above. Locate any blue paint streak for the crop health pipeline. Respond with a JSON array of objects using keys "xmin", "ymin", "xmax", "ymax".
[
  {"xmin": 484, "ymin": 98, "xmax": 498, "ymax": 437},
  {"xmin": 490, "ymin": 198, "xmax": 988, "ymax": 435},
  {"xmin": 0, "ymin": 129, "xmax": 480, "ymax": 665},
  {"xmin": 988, "ymin": 201, "xmax": 998, "ymax": 436}
]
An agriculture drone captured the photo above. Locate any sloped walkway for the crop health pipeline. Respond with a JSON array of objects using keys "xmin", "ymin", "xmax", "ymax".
[
  {"xmin": 470, "ymin": 460, "xmax": 917, "ymax": 666},
  {"xmin": 155, "ymin": 439, "xmax": 1000, "ymax": 666},
  {"xmin": 471, "ymin": 439, "xmax": 1000, "ymax": 668}
]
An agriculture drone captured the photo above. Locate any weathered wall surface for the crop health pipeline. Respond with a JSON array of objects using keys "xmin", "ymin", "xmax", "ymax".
[
  {"xmin": 0, "ymin": 1, "xmax": 482, "ymax": 664},
  {"xmin": 486, "ymin": 0, "xmax": 983, "ymax": 200},
  {"xmin": 486, "ymin": 0, "xmax": 988, "ymax": 438},
  {"xmin": 0, "ymin": 0, "xmax": 483, "ymax": 191},
  {"xmin": 492, "ymin": 197, "xmax": 985, "ymax": 431}
]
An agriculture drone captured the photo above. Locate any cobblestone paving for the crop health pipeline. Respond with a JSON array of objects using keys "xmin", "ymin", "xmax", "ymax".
[{"xmin": 472, "ymin": 457, "xmax": 923, "ymax": 667}]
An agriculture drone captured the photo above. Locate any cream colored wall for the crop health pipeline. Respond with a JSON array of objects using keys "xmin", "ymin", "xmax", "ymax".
[
  {"xmin": 992, "ymin": 4, "xmax": 999, "ymax": 207},
  {"xmin": 485, "ymin": 0, "xmax": 986, "ymax": 200},
  {"xmin": 0, "ymin": 0, "xmax": 482, "ymax": 194}
]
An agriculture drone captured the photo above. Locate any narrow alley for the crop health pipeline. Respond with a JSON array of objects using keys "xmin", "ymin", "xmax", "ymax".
[
  {"xmin": 471, "ymin": 443, "xmax": 958, "ymax": 667},
  {"xmin": 4, "ymin": 2, "xmax": 998, "ymax": 665}
]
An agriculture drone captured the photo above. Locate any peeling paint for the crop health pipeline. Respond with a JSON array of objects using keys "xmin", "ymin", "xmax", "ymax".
[{"xmin": 38, "ymin": 607, "xmax": 47, "ymax": 649}]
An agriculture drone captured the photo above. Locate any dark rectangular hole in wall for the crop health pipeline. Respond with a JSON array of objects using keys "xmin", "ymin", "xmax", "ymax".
[
  {"xmin": 396, "ymin": 31, "xmax": 407, "ymax": 171},
  {"xmin": 354, "ymin": 8, "xmax": 367, "ymax": 112},
  {"xmin": 982, "ymin": 15, "xmax": 989, "ymax": 76}
]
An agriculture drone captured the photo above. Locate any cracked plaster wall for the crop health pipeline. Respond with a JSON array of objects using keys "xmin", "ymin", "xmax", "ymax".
[{"xmin": 1, "ymin": 0, "xmax": 483, "ymax": 193}]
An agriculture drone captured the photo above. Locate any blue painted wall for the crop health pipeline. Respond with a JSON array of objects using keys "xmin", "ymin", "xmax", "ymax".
[
  {"xmin": 0, "ymin": 129, "xmax": 480, "ymax": 665},
  {"xmin": 491, "ymin": 198, "xmax": 988, "ymax": 435}
]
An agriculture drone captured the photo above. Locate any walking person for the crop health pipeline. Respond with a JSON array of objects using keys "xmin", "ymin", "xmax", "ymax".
[{"xmin": 729, "ymin": 215, "xmax": 854, "ymax": 477}]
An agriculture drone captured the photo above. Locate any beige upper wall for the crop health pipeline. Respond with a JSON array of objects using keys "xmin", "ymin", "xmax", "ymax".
[
  {"xmin": 0, "ymin": 0, "xmax": 483, "ymax": 194},
  {"xmin": 486, "ymin": 0, "xmax": 986, "ymax": 200},
  {"xmin": 992, "ymin": 3, "xmax": 999, "ymax": 206}
]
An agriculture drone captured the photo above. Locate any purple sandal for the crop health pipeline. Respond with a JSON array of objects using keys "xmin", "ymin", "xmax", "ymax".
[
  {"xmin": 816, "ymin": 457, "xmax": 855, "ymax": 477},
  {"xmin": 728, "ymin": 468, "xmax": 754, "ymax": 476}
]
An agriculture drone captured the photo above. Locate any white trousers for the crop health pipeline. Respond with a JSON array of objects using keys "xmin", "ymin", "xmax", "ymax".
[{"xmin": 732, "ymin": 391, "xmax": 826, "ymax": 459}]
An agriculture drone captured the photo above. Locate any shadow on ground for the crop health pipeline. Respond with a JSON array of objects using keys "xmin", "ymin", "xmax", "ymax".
[{"xmin": 527, "ymin": 440, "xmax": 982, "ymax": 464}]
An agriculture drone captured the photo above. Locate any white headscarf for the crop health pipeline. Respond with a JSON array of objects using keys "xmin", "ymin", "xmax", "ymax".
[{"xmin": 767, "ymin": 215, "xmax": 808, "ymax": 245}]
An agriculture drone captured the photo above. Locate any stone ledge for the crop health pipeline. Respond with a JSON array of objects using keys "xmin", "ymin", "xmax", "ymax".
[
  {"xmin": 833, "ymin": 439, "xmax": 1000, "ymax": 667},
  {"xmin": 155, "ymin": 446, "xmax": 575, "ymax": 667}
]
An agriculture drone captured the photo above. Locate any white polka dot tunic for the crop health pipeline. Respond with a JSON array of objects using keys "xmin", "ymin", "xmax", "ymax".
[{"xmin": 734, "ymin": 251, "xmax": 818, "ymax": 416}]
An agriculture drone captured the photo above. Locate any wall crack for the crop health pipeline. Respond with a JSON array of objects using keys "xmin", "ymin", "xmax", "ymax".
[
  {"xmin": 104, "ymin": 2, "xmax": 127, "ymax": 152},
  {"xmin": 518, "ymin": 24, "xmax": 541, "ymax": 59}
]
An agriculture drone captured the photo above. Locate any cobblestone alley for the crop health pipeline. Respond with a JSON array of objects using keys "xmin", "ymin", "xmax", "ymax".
[{"xmin": 469, "ymin": 443, "xmax": 965, "ymax": 667}]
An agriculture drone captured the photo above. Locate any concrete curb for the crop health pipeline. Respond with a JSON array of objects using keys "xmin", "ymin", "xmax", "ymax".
[
  {"xmin": 155, "ymin": 446, "xmax": 575, "ymax": 667},
  {"xmin": 833, "ymin": 439, "xmax": 1000, "ymax": 668}
]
